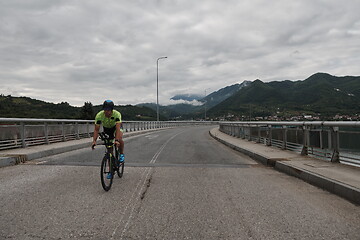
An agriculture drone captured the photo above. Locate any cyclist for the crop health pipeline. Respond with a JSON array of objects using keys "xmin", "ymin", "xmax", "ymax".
[{"xmin": 92, "ymin": 100, "xmax": 125, "ymax": 174}]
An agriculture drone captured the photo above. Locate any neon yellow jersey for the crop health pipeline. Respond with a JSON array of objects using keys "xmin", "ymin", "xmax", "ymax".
[{"xmin": 95, "ymin": 110, "xmax": 122, "ymax": 128}]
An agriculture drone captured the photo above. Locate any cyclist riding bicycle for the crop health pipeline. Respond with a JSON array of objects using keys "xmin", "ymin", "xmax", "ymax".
[{"xmin": 92, "ymin": 100, "xmax": 125, "ymax": 166}]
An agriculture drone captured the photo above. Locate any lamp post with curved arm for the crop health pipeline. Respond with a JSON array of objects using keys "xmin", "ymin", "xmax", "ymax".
[{"xmin": 157, "ymin": 56, "xmax": 167, "ymax": 122}]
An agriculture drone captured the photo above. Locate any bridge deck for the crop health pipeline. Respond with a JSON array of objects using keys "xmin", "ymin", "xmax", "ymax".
[{"xmin": 1, "ymin": 127, "xmax": 359, "ymax": 204}]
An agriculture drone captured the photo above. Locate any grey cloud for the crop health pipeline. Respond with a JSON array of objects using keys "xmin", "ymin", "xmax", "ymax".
[{"xmin": 0, "ymin": 0, "xmax": 359, "ymax": 106}]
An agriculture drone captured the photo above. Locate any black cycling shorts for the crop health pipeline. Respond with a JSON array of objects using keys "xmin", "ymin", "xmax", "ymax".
[{"xmin": 103, "ymin": 126, "xmax": 116, "ymax": 140}]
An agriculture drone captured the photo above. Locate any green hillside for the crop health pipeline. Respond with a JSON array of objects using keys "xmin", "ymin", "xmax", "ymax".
[
  {"xmin": 202, "ymin": 81, "xmax": 251, "ymax": 109},
  {"xmin": 0, "ymin": 95, "xmax": 159, "ymax": 120},
  {"xmin": 0, "ymin": 95, "xmax": 79, "ymax": 119},
  {"xmin": 208, "ymin": 73, "xmax": 360, "ymax": 120}
]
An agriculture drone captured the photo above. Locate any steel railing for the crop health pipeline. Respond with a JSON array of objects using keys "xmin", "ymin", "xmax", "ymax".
[
  {"xmin": 219, "ymin": 121, "xmax": 360, "ymax": 167},
  {"xmin": 2, "ymin": 118, "xmax": 358, "ymax": 167},
  {"xmin": 0, "ymin": 118, "xmax": 216, "ymax": 150}
]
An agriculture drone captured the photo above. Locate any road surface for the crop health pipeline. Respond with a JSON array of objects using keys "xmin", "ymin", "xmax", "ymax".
[{"xmin": 1, "ymin": 126, "xmax": 359, "ymax": 239}]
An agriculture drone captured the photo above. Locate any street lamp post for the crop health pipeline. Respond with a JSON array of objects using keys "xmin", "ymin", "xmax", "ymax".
[
  {"xmin": 204, "ymin": 88, "xmax": 210, "ymax": 121},
  {"xmin": 157, "ymin": 56, "xmax": 167, "ymax": 122},
  {"xmin": 204, "ymin": 89, "xmax": 207, "ymax": 120}
]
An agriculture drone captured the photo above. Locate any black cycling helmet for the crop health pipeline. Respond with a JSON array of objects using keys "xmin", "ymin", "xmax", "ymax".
[{"xmin": 103, "ymin": 100, "xmax": 114, "ymax": 111}]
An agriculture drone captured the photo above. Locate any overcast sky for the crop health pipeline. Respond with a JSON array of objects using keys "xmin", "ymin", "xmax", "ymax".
[{"xmin": 0, "ymin": 0, "xmax": 359, "ymax": 107}]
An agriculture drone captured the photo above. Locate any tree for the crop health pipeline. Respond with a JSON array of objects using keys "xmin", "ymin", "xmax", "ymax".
[{"xmin": 79, "ymin": 102, "xmax": 94, "ymax": 120}]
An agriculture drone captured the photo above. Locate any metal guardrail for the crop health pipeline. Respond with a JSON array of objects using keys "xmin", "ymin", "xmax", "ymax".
[
  {"xmin": 0, "ymin": 118, "xmax": 216, "ymax": 150},
  {"xmin": 219, "ymin": 121, "xmax": 360, "ymax": 167},
  {"xmin": 2, "ymin": 118, "xmax": 358, "ymax": 167}
]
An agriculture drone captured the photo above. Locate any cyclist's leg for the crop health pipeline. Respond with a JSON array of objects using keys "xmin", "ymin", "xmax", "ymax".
[
  {"xmin": 115, "ymin": 127, "xmax": 125, "ymax": 162},
  {"xmin": 104, "ymin": 126, "xmax": 115, "ymax": 153},
  {"xmin": 119, "ymin": 135, "xmax": 124, "ymax": 154}
]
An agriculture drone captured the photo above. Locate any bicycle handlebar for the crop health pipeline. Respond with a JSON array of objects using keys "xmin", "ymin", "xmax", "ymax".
[
  {"xmin": 98, "ymin": 132, "xmax": 110, "ymax": 141},
  {"xmin": 92, "ymin": 132, "xmax": 116, "ymax": 150},
  {"xmin": 98, "ymin": 132, "xmax": 116, "ymax": 147}
]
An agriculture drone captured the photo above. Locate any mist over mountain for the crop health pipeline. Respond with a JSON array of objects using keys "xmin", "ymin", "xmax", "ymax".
[{"xmin": 171, "ymin": 94, "xmax": 203, "ymax": 102}]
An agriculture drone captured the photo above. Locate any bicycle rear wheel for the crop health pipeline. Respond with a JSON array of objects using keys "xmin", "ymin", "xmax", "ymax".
[{"xmin": 100, "ymin": 155, "xmax": 113, "ymax": 191}]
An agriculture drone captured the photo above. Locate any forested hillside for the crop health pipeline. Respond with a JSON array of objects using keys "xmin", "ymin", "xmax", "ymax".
[
  {"xmin": 0, "ymin": 95, "xmax": 158, "ymax": 120},
  {"xmin": 208, "ymin": 73, "xmax": 360, "ymax": 120}
]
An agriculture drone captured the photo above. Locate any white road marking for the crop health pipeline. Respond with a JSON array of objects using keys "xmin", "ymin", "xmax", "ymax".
[
  {"xmin": 149, "ymin": 131, "xmax": 184, "ymax": 164},
  {"xmin": 36, "ymin": 161, "xmax": 48, "ymax": 165},
  {"xmin": 110, "ymin": 168, "xmax": 149, "ymax": 240},
  {"xmin": 123, "ymin": 132, "xmax": 154, "ymax": 141},
  {"xmin": 145, "ymin": 134, "xmax": 159, "ymax": 140},
  {"xmin": 113, "ymin": 130, "xmax": 186, "ymax": 239},
  {"xmin": 119, "ymin": 167, "xmax": 153, "ymax": 239}
]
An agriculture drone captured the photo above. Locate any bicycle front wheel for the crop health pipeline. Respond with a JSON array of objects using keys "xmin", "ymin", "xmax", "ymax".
[
  {"xmin": 117, "ymin": 162, "xmax": 124, "ymax": 178},
  {"xmin": 115, "ymin": 148, "xmax": 124, "ymax": 178},
  {"xmin": 100, "ymin": 155, "xmax": 113, "ymax": 191}
]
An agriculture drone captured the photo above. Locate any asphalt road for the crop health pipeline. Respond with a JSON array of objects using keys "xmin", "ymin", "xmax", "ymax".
[{"xmin": 0, "ymin": 126, "xmax": 359, "ymax": 239}]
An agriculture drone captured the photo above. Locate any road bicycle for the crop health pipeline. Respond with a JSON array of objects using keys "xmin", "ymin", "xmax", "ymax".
[{"xmin": 94, "ymin": 132, "xmax": 124, "ymax": 191}]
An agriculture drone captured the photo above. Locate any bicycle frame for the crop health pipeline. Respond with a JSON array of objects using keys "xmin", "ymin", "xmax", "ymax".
[{"xmin": 99, "ymin": 132, "xmax": 117, "ymax": 159}]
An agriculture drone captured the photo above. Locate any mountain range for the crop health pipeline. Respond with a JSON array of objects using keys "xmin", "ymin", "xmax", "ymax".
[
  {"xmin": 1, "ymin": 73, "xmax": 359, "ymax": 120},
  {"xmin": 208, "ymin": 73, "xmax": 360, "ymax": 119},
  {"xmin": 137, "ymin": 81, "xmax": 252, "ymax": 119},
  {"xmin": 203, "ymin": 81, "xmax": 251, "ymax": 109}
]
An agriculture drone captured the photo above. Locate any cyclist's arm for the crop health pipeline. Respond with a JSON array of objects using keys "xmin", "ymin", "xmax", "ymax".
[
  {"xmin": 92, "ymin": 124, "xmax": 100, "ymax": 147},
  {"xmin": 115, "ymin": 122, "xmax": 123, "ymax": 141},
  {"xmin": 93, "ymin": 111, "xmax": 103, "ymax": 148}
]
